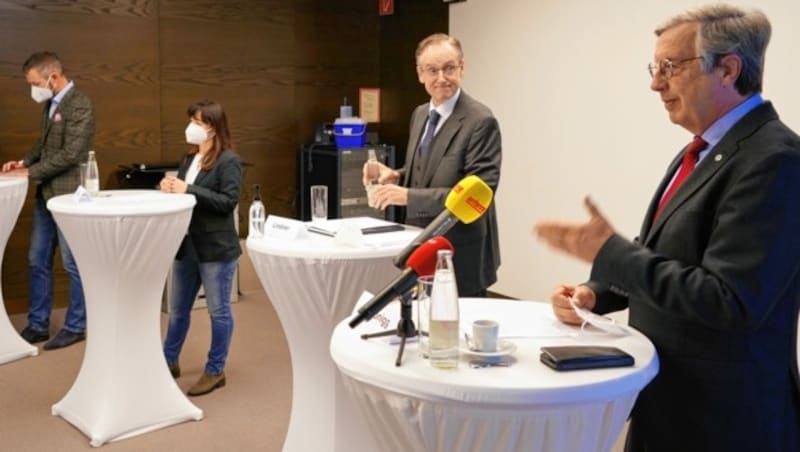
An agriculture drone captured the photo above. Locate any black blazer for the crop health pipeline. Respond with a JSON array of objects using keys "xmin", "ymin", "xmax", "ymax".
[
  {"xmin": 176, "ymin": 149, "xmax": 242, "ymax": 263},
  {"xmin": 589, "ymin": 102, "xmax": 800, "ymax": 452}
]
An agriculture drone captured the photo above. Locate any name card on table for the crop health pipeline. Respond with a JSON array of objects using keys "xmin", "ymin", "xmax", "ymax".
[{"xmin": 264, "ymin": 215, "xmax": 308, "ymax": 240}]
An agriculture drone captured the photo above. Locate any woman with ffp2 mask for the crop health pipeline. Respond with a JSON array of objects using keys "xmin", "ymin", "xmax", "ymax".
[{"xmin": 159, "ymin": 100, "xmax": 242, "ymax": 396}]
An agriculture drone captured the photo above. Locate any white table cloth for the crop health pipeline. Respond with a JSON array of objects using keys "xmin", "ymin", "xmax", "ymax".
[
  {"xmin": 47, "ymin": 190, "xmax": 202, "ymax": 447},
  {"xmin": 0, "ymin": 176, "xmax": 38, "ymax": 365},
  {"xmin": 247, "ymin": 218, "xmax": 418, "ymax": 452},
  {"xmin": 331, "ymin": 299, "xmax": 659, "ymax": 452}
]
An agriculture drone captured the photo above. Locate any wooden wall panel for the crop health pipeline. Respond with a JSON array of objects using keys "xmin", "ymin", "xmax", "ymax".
[
  {"xmin": 0, "ymin": 0, "xmax": 160, "ymax": 314},
  {"xmin": 1, "ymin": 0, "xmax": 448, "ymax": 315},
  {"xmin": 293, "ymin": 0, "xmax": 380, "ymax": 220},
  {"xmin": 159, "ymin": 0, "xmax": 296, "ymax": 220},
  {"xmin": 378, "ymin": 0, "xmax": 449, "ymax": 164}
]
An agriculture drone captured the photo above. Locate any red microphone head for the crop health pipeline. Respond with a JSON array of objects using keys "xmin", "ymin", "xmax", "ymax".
[{"xmin": 405, "ymin": 236, "xmax": 454, "ymax": 276}]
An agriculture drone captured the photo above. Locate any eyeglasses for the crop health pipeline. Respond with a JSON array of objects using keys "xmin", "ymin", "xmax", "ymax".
[
  {"xmin": 647, "ymin": 56, "xmax": 703, "ymax": 79},
  {"xmin": 419, "ymin": 63, "xmax": 462, "ymax": 78}
]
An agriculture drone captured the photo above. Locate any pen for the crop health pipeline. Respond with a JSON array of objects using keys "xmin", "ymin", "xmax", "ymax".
[{"xmin": 306, "ymin": 225, "xmax": 336, "ymax": 237}]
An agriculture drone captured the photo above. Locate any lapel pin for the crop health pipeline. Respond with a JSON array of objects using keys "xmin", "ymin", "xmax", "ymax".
[{"xmin": 714, "ymin": 154, "xmax": 722, "ymax": 162}]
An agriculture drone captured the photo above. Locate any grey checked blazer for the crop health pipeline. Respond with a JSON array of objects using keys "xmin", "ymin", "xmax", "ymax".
[{"xmin": 23, "ymin": 86, "xmax": 95, "ymax": 200}]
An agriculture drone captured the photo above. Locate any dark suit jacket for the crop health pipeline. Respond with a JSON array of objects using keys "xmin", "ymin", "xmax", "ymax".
[
  {"xmin": 23, "ymin": 86, "xmax": 95, "ymax": 200},
  {"xmin": 176, "ymin": 150, "xmax": 243, "ymax": 263},
  {"xmin": 399, "ymin": 91, "xmax": 501, "ymax": 296},
  {"xmin": 589, "ymin": 102, "xmax": 800, "ymax": 452}
]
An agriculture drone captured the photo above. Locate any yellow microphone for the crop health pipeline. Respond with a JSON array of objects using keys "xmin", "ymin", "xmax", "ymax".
[
  {"xmin": 444, "ymin": 175, "xmax": 493, "ymax": 223},
  {"xmin": 393, "ymin": 175, "xmax": 494, "ymax": 268}
]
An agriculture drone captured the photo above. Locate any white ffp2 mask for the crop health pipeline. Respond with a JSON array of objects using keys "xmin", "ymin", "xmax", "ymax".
[
  {"xmin": 185, "ymin": 122, "xmax": 209, "ymax": 145},
  {"xmin": 31, "ymin": 85, "xmax": 53, "ymax": 103}
]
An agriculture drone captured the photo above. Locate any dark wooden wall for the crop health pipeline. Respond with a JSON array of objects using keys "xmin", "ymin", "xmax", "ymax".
[
  {"xmin": 378, "ymin": 0, "xmax": 449, "ymax": 164},
  {"xmin": 0, "ymin": 0, "xmax": 447, "ymax": 315}
]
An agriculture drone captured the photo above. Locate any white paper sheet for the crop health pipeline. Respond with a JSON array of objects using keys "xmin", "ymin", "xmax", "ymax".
[
  {"xmin": 569, "ymin": 297, "xmax": 629, "ymax": 336},
  {"xmin": 459, "ymin": 300, "xmax": 578, "ymax": 338}
]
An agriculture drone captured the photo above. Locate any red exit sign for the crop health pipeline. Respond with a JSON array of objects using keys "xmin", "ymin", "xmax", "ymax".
[{"xmin": 379, "ymin": 0, "xmax": 394, "ymax": 16}]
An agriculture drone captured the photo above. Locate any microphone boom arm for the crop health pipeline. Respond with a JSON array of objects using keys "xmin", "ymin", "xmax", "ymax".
[
  {"xmin": 392, "ymin": 214, "xmax": 458, "ymax": 268},
  {"xmin": 348, "ymin": 269, "xmax": 418, "ymax": 329}
]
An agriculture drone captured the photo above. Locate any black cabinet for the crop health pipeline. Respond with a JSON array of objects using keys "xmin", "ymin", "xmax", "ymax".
[
  {"xmin": 114, "ymin": 162, "xmax": 180, "ymax": 189},
  {"xmin": 297, "ymin": 144, "xmax": 396, "ymax": 221}
]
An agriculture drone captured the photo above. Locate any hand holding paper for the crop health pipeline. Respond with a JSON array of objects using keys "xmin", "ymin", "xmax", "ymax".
[
  {"xmin": 550, "ymin": 284, "xmax": 595, "ymax": 325},
  {"xmin": 568, "ymin": 297, "xmax": 628, "ymax": 336}
]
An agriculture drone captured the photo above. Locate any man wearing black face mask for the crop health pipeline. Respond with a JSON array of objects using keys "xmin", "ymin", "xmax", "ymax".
[{"xmin": 1, "ymin": 51, "xmax": 95, "ymax": 350}]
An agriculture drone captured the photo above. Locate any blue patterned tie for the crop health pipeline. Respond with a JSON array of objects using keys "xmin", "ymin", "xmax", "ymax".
[{"xmin": 417, "ymin": 110, "xmax": 441, "ymax": 155}]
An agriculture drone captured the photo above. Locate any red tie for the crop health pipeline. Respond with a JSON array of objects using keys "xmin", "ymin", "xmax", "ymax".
[{"xmin": 654, "ymin": 136, "xmax": 707, "ymax": 220}]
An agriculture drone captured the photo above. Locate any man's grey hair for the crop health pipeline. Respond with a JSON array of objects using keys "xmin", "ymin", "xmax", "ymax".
[
  {"xmin": 656, "ymin": 4, "xmax": 770, "ymax": 95},
  {"xmin": 415, "ymin": 33, "xmax": 464, "ymax": 64}
]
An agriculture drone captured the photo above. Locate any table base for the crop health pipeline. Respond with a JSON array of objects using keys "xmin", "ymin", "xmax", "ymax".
[
  {"xmin": 249, "ymin": 250, "xmax": 394, "ymax": 452},
  {"xmin": 48, "ymin": 201, "xmax": 202, "ymax": 447},
  {"xmin": 0, "ymin": 313, "xmax": 38, "ymax": 365},
  {"xmin": 53, "ymin": 402, "xmax": 202, "ymax": 447},
  {"xmin": 341, "ymin": 373, "xmax": 637, "ymax": 452},
  {"xmin": 0, "ymin": 177, "xmax": 36, "ymax": 365}
]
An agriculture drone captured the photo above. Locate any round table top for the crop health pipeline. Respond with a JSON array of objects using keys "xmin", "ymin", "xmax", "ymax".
[
  {"xmin": 247, "ymin": 217, "xmax": 420, "ymax": 260},
  {"xmin": 0, "ymin": 175, "xmax": 28, "ymax": 189},
  {"xmin": 332, "ymin": 298, "xmax": 659, "ymax": 406},
  {"xmin": 47, "ymin": 189, "xmax": 196, "ymax": 217}
]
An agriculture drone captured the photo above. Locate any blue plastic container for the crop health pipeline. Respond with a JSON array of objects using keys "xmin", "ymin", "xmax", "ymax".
[{"xmin": 334, "ymin": 117, "xmax": 367, "ymax": 148}]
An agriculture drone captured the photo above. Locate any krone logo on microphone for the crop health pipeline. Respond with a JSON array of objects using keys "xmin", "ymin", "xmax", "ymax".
[
  {"xmin": 444, "ymin": 175, "xmax": 493, "ymax": 224},
  {"xmin": 467, "ymin": 196, "xmax": 486, "ymax": 214}
]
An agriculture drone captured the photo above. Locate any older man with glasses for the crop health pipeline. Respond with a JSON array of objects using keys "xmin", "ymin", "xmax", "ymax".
[
  {"xmin": 536, "ymin": 4, "xmax": 800, "ymax": 452},
  {"xmin": 365, "ymin": 33, "xmax": 502, "ymax": 298}
]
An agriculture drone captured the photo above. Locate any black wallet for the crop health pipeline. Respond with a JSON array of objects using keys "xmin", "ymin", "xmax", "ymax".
[{"xmin": 539, "ymin": 346, "xmax": 634, "ymax": 371}]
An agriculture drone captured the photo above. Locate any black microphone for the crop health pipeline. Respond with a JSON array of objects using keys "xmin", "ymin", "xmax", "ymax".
[
  {"xmin": 349, "ymin": 236, "xmax": 454, "ymax": 329},
  {"xmin": 393, "ymin": 174, "xmax": 493, "ymax": 268}
]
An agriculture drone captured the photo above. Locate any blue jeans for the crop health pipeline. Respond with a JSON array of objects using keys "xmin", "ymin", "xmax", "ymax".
[
  {"xmin": 163, "ymin": 253, "xmax": 237, "ymax": 375},
  {"xmin": 28, "ymin": 190, "xmax": 86, "ymax": 333}
]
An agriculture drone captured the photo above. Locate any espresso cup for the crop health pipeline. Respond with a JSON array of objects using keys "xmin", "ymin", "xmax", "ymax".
[{"xmin": 472, "ymin": 319, "xmax": 499, "ymax": 352}]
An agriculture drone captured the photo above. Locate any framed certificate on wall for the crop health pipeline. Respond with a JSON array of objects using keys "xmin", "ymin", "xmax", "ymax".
[{"xmin": 359, "ymin": 87, "xmax": 381, "ymax": 123}]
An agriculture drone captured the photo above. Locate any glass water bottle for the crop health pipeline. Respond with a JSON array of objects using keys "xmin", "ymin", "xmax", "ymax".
[
  {"xmin": 84, "ymin": 150, "xmax": 100, "ymax": 196},
  {"xmin": 248, "ymin": 184, "xmax": 266, "ymax": 239},
  {"xmin": 428, "ymin": 249, "xmax": 459, "ymax": 369}
]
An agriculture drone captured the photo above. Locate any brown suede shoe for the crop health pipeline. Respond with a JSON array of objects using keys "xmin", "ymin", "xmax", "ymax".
[
  {"xmin": 168, "ymin": 362, "xmax": 180, "ymax": 378},
  {"xmin": 187, "ymin": 372, "xmax": 226, "ymax": 396}
]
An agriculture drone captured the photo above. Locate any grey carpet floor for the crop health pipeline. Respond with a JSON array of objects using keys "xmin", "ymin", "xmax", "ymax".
[{"xmin": 0, "ymin": 248, "xmax": 291, "ymax": 451}]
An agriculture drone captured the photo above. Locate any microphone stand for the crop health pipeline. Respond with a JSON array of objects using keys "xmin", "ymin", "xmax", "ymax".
[{"xmin": 360, "ymin": 291, "xmax": 417, "ymax": 366}]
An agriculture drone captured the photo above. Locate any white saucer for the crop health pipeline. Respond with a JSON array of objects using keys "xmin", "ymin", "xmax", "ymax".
[{"xmin": 460, "ymin": 339, "xmax": 517, "ymax": 362}]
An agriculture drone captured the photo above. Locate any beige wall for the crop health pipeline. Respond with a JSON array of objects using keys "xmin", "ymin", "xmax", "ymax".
[{"xmin": 451, "ymin": 0, "xmax": 800, "ymax": 301}]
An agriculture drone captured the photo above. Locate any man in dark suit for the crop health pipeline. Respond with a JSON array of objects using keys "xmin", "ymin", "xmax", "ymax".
[
  {"xmin": 535, "ymin": 5, "xmax": 800, "ymax": 451},
  {"xmin": 1, "ymin": 51, "xmax": 95, "ymax": 350},
  {"xmin": 369, "ymin": 33, "xmax": 502, "ymax": 297}
]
